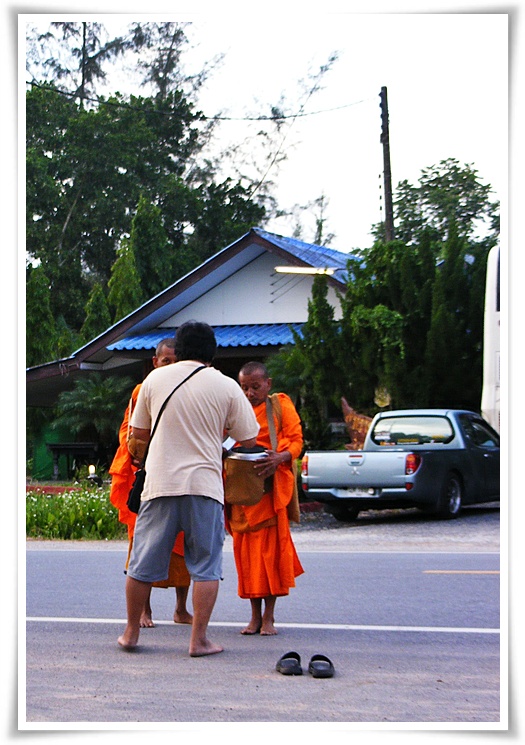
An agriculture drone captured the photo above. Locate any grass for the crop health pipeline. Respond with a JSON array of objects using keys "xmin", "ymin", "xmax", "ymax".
[{"xmin": 26, "ymin": 485, "xmax": 127, "ymax": 540}]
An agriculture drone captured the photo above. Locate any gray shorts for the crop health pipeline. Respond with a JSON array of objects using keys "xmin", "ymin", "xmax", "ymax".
[{"xmin": 127, "ymin": 495, "xmax": 224, "ymax": 583}]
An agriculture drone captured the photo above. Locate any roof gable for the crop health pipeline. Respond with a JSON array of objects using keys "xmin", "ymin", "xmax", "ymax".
[
  {"xmin": 127, "ymin": 227, "xmax": 351, "ymax": 334},
  {"xmin": 70, "ymin": 228, "xmax": 352, "ymax": 362},
  {"xmin": 27, "ymin": 228, "xmax": 354, "ymax": 405}
]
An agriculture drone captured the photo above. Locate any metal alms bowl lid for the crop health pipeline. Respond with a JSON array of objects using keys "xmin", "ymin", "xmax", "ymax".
[{"xmin": 226, "ymin": 445, "xmax": 268, "ymax": 461}]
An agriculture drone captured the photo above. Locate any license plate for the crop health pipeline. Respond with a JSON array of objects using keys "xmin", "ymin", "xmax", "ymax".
[{"xmin": 342, "ymin": 488, "xmax": 373, "ymax": 497}]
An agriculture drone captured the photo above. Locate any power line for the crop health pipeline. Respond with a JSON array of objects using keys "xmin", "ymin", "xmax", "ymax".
[
  {"xmin": 209, "ymin": 99, "xmax": 372, "ymax": 121},
  {"xmin": 26, "ymin": 79, "xmax": 372, "ymax": 122}
]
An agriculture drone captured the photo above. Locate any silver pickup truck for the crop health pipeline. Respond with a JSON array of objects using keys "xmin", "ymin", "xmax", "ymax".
[{"xmin": 301, "ymin": 409, "xmax": 500, "ymax": 520}]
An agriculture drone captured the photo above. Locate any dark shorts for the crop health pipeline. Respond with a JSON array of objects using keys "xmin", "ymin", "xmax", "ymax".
[{"xmin": 127, "ymin": 495, "xmax": 224, "ymax": 583}]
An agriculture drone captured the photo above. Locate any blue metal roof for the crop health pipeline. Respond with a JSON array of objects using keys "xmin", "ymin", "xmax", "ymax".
[
  {"xmin": 107, "ymin": 324, "xmax": 304, "ymax": 352},
  {"xmin": 253, "ymin": 228, "xmax": 354, "ymax": 283}
]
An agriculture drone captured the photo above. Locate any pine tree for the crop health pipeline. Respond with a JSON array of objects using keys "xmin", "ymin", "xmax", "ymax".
[
  {"xmin": 26, "ymin": 266, "xmax": 57, "ymax": 367},
  {"xmin": 108, "ymin": 238, "xmax": 144, "ymax": 322},
  {"xmin": 130, "ymin": 195, "xmax": 173, "ymax": 299},
  {"xmin": 27, "ymin": 22, "xmax": 130, "ymax": 104},
  {"xmin": 292, "ymin": 275, "xmax": 345, "ymax": 448},
  {"xmin": 54, "ymin": 315, "xmax": 81, "ymax": 359},
  {"xmin": 424, "ymin": 222, "xmax": 478, "ymax": 408},
  {"xmin": 80, "ymin": 283, "xmax": 112, "ymax": 343}
]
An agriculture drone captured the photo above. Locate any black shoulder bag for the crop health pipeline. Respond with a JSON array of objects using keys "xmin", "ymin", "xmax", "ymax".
[{"xmin": 127, "ymin": 365, "xmax": 205, "ymax": 513}]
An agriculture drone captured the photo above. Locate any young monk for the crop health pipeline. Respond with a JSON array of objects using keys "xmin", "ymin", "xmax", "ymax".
[{"xmin": 226, "ymin": 361, "xmax": 304, "ymax": 635}]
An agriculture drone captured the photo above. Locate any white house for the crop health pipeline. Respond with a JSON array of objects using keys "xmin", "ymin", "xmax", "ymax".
[{"xmin": 27, "ymin": 228, "xmax": 354, "ymax": 407}]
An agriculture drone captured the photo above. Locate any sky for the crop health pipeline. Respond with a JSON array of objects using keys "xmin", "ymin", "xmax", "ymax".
[
  {"xmin": 179, "ymin": 12, "xmax": 508, "ymax": 252},
  {"xmin": 22, "ymin": 9, "xmax": 508, "ymax": 253}
]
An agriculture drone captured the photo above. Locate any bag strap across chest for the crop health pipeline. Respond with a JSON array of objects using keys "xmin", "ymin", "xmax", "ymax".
[{"xmin": 142, "ymin": 365, "xmax": 206, "ymax": 465}]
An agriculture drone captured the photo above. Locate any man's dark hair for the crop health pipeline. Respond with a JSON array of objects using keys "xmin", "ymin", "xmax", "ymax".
[{"xmin": 174, "ymin": 321, "xmax": 217, "ymax": 363}]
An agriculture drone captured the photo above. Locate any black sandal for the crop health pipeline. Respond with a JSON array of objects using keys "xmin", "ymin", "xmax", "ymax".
[
  {"xmin": 276, "ymin": 651, "xmax": 303, "ymax": 675},
  {"xmin": 308, "ymin": 654, "xmax": 335, "ymax": 678}
]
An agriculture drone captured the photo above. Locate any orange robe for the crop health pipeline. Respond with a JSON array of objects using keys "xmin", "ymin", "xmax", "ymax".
[
  {"xmin": 109, "ymin": 384, "xmax": 188, "ymax": 587},
  {"xmin": 226, "ymin": 393, "xmax": 304, "ymax": 599}
]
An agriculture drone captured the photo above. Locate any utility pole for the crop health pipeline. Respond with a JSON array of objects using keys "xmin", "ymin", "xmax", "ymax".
[{"xmin": 379, "ymin": 86, "xmax": 395, "ymax": 241}]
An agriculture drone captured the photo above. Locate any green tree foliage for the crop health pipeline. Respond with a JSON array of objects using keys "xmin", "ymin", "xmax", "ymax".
[
  {"xmin": 52, "ymin": 373, "xmax": 133, "ymax": 463},
  {"xmin": 132, "ymin": 22, "xmax": 189, "ymax": 100},
  {"xmin": 340, "ymin": 301, "xmax": 405, "ymax": 410},
  {"xmin": 25, "ymin": 21, "xmax": 338, "ymax": 364},
  {"xmin": 128, "ymin": 21, "xmax": 221, "ymax": 103},
  {"xmin": 387, "ymin": 158, "xmax": 499, "ymax": 245},
  {"xmin": 266, "ymin": 344, "xmax": 305, "ymax": 409},
  {"xmin": 26, "ymin": 265, "xmax": 57, "ymax": 367},
  {"xmin": 55, "ymin": 315, "xmax": 81, "ymax": 360},
  {"xmin": 107, "ymin": 238, "xmax": 144, "ymax": 322},
  {"xmin": 25, "ymin": 265, "xmax": 62, "ymax": 451},
  {"xmin": 181, "ymin": 179, "xmax": 266, "ymax": 270},
  {"xmin": 25, "ymin": 82, "xmax": 267, "ymax": 349},
  {"xmin": 26, "ymin": 84, "xmax": 90, "ymax": 329},
  {"xmin": 27, "ymin": 21, "xmax": 130, "ymax": 103},
  {"xmin": 343, "ymin": 161, "xmax": 497, "ymax": 413},
  {"xmin": 80, "ymin": 284, "xmax": 112, "ymax": 344},
  {"xmin": 26, "ymin": 83, "xmax": 202, "ymax": 278},
  {"xmin": 278, "ymin": 160, "xmax": 499, "ymax": 439},
  {"xmin": 423, "ymin": 222, "xmax": 482, "ymax": 407},
  {"xmin": 129, "ymin": 195, "xmax": 172, "ymax": 300},
  {"xmin": 291, "ymin": 275, "xmax": 346, "ymax": 448},
  {"xmin": 340, "ymin": 237, "xmax": 434, "ymax": 409}
]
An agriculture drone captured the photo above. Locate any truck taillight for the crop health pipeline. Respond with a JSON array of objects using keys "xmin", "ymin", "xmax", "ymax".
[
  {"xmin": 301, "ymin": 456, "xmax": 308, "ymax": 477},
  {"xmin": 301, "ymin": 456, "xmax": 308, "ymax": 490},
  {"xmin": 405, "ymin": 452, "xmax": 421, "ymax": 475}
]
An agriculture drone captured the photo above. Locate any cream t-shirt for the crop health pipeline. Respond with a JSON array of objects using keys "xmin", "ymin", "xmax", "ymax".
[{"xmin": 131, "ymin": 360, "xmax": 259, "ymax": 504}]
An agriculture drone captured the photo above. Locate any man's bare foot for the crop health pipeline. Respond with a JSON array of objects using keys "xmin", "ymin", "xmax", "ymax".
[
  {"xmin": 118, "ymin": 630, "xmax": 139, "ymax": 651},
  {"xmin": 240, "ymin": 622, "xmax": 261, "ymax": 635},
  {"xmin": 189, "ymin": 640, "xmax": 223, "ymax": 657},
  {"xmin": 173, "ymin": 610, "xmax": 193, "ymax": 624},
  {"xmin": 140, "ymin": 612, "xmax": 155, "ymax": 628}
]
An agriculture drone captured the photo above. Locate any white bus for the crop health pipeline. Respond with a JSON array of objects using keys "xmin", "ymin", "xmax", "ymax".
[{"xmin": 481, "ymin": 244, "xmax": 500, "ymax": 432}]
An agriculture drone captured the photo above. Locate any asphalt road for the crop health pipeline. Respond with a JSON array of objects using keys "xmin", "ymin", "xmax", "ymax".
[{"xmin": 23, "ymin": 505, "xmax": 504, "ymax": 728}]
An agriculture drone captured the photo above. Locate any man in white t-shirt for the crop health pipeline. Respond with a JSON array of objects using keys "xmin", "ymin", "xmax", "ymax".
[{"xmin": 118, "ymin": 321, "xmax": 259, "ymax": 656}]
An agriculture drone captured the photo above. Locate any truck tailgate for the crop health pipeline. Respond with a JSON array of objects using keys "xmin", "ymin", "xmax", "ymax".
[{"xmin": 303, "ymin": 450, "xmax": 409, "ymax": 489}]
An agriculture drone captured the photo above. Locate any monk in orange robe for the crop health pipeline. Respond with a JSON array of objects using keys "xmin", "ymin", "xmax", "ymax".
[
  {"xmin": 109, "ymin": 339, "xmax": 192, "ymax": 628},
  {"xmin": 225, "ymin": 361, "xmax": 304, "ymax": 635}
]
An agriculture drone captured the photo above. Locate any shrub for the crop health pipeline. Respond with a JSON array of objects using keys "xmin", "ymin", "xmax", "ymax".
[{"xmin": 26, "ymin": 486, "xmax": 127, "ymax": 540}]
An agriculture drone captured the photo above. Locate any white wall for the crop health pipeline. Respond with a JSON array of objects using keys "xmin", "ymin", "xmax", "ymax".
[{"xmin": 160, "ymin": 252, "xmax": 343, "ymax": 327}]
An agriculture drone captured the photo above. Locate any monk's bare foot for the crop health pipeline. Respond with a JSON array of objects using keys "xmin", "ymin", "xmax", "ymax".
[
  {"xmin": 118, "ymin": 629, "xmax": 139, "ymax": 651},
  {"xmin": 173, "ymin": 610, "xmax": 193, "ymax": 624},
  {"xmin": 140, "ymin": 612, "xmax": 155, "ymax": 628},
  {"xmin": 260, "ymin": 621, "xmax": 278, "ymax": 636},
  {"xmin": 240, "ymin": 621, "xmax": 261, "ymax": 635},
  {"xmin": 189, "ymin": 640, "xmax": 223, "ymax": 657}
]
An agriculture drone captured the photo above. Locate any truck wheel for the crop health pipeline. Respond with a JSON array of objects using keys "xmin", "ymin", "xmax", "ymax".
[
  {"xmin": 435, "ymin": 472, "xmax": 463, "ymax": 519},
  {"xmin": 325, "ymin": 504, "xmax": 360, "ymax": 522}
]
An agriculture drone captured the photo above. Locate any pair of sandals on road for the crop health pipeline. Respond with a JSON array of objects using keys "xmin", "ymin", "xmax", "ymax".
[{"xmin": 276, "ymin": 651, "xmax": 335, "ymax": 678}]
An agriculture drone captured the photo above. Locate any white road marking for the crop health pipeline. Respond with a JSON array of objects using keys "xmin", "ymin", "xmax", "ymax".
[{"xmin": 25, "ymin": 617, "xmax": 500, "ymax": 634}]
